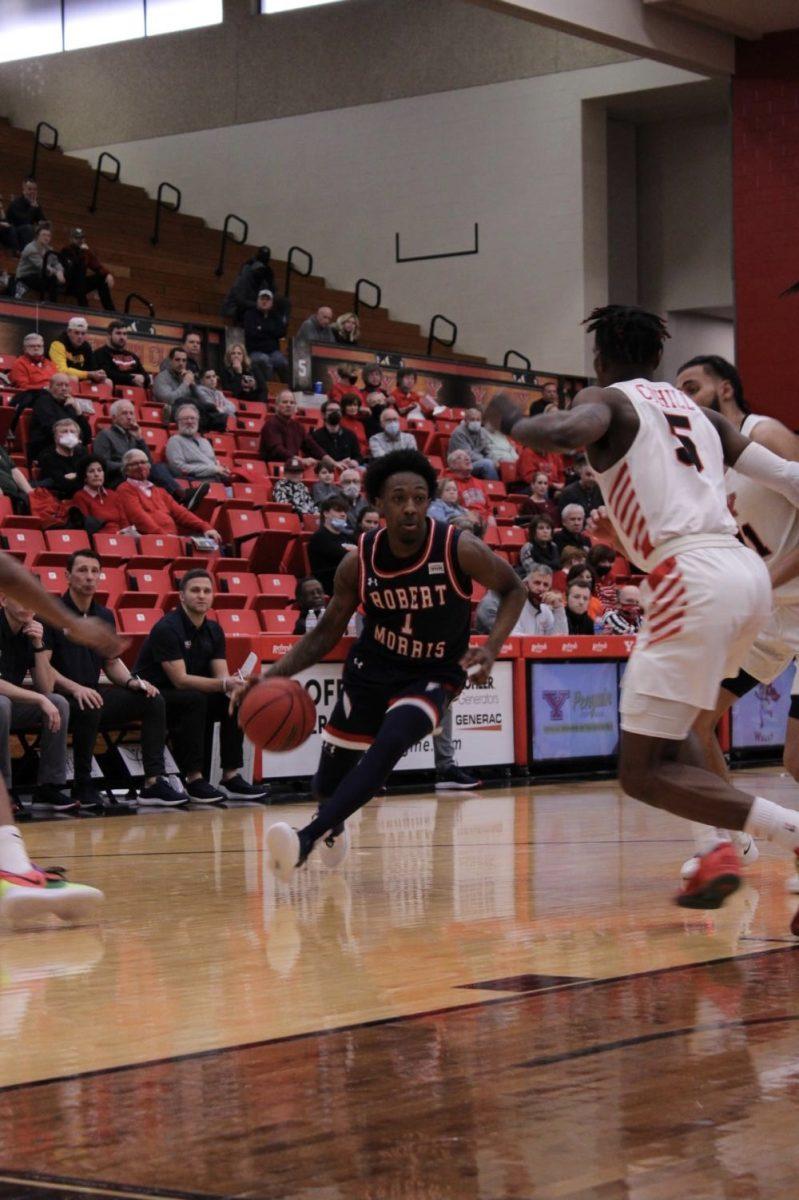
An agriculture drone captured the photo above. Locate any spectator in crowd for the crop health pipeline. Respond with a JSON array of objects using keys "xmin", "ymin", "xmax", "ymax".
[
  {"xmin": 356, "ymin": 506, "xmax": 380, "ymax": 534},
  {"xmin": 554, "ymin": 504, "xmax": 591, "ymax": 555},
  {"xmin": 552, "ymin": 544, "xmax": 588, "ymax": 594},
  {"xmin": 557, "ymin": 458, "xmax": 603, "ymax": 517},
  {"xmin": 15, "ymin": 222, "xmax": 64, "ymax": 301},
  {"xmin": 588, "ymin": 543, "xmax": 619, "ymax": 609},
  {"xmin": 93, "ymin": 398, "xmax": 189, "ymax": 499},
  {"xmin": 243, "ymin": 289, "xmax": 290, "ymax": 386},
  {"xmin": 220, "ymin": 343, "xmax": 262, "ymax": 401},
  {"xmin": 8, "ymin": 331, "xmax": 57, "ymax": 391},
  {"xmin": 369, "ymin": 406, "xmax": 416, "ymax": 458},
  {"xmin": 260, "ymin": 389, "xmax": 322, "ymax": 465},
  {"xmin": 363, "ymin": 389, "xmax": 390, "ymax": 438},
  {"xmin": 36, "ymin": 418, "xmax": 89, "ymax": 500},
  {"xmin": 565, "ymin": 563, "xmax": 604, "ymax": 622},
  {"xmin": 42, "ymin": 549, "xmax": 186, "ymax": 810},
  {"xmin": 448, "ymin": 407, "xmax": 500, "ymax": 480},
  {"xmin": 519, "ymin": 515, "xmax": 559, "ymax": 574},
  {"xmin": 445, "ymin": 449, "xmax": 491, "ymax": 525},
  {"xmin": 428, "ymin": 477, "xmax": 473, "ymax": 526},
  {"xmin": 476, "ymin": 563, "xmax": 567, "ymax": 636},
  {"xmin": 29, "ymin": 374, "xmax": 92, "ymax": 463},
  {"xmin": 337, "ymin": 466, "xmax": 367, "ymax": 533},
  {"xmin": 293, "ymin": 576, "xmax": 326, "ymax": 634},
  {"xmin": 221, "ymin": 249, "xmax": 275, "ymax": 324},
  {"xmin": 92, "ymin": 321, "xmax": 150, "ymax": 388},
  {"xmin": 339, "ymin": 393, "xmax": 370, "ymax": 459},
  {"xmin": 333, "ymin": 312, "xmax": 360, "ymax": 345},
  {"xmin": 597, "ymin": 584, "xmax": 643, "ymax": 635},
  {"xmin": 152, "ymin": 347, "xmax": 198, "ymax": 415},
  {"xmin": 519, "ymin": 471, "xmax": 561, "ymax": 526},
  {"xmin": 6, "ymin": 178, "xmax": 46, "ymax": 249},
  {"xmin": 361, "ymin": 364, "xmax": 390, "ymax": 403},
  {"xmin": 134, "ymin": 570, "xmax": 269, "ymax": 803},
  {"xmin": 565, "ymin": 578, "xmax": 596, "ymax": 635},
  {"xmin": 272, "ymin": 456, "xmax": 318, "ymax": 516},
  {"xmin": 296, "ymin": 305, "xmax": 335, "ymax": 347},
  {"xmin": 166, "ymin": 405, "xmax": 233, "ymax": 483},
  {"xmin": 116, "ymin": 450, "xmax": 220, "ymax": 540},
  {"xmin": 177, "ymin": 330, "xmax": 203, "ymax": 376},
  {"xmin": 514, "ymin": 435, "xmax": 566, "ymax": 492},
  {"xmin": 391, "ymin": 368, "xmax": 435, "ymax": 416},
  {"xmin": 328, "ymin": 364, "xmax": 363, "ymax": 404},
  {"xmin": 308, "ymin": 495, "xmax": 356, "ymax": 594},
  {"xmin": 70, "ymin": 457, "xmax": 133, "ymax": 533},
  {"xmin": 192, "ymin": 369, "xmax": 237, "ymax": 432},
  {"xmin": 49, "ymin": 316, "xmax": 106, "ymax": 383},
  {"xmin": 0, "ymin": 594, "xmax": 72, "ymax": 812},
  {"xmin": 310, "ymin": 400, "xmax": 361, "ymax": 466},
  {"xmin": 0, "ymin": 440, "xmax": 32, "ymax": 512},
  {"xmin": 0, "ymin": 194, "xmax": 19, "ymax": 255},
  {"xmin": 311, "ymin": 460, "xmax": 338, "ymax": 506},
  {"xmin": 59, "ymin": 227, "xmax": 114, "ymax": 311},
  {"xmin": 482, "ymin": 422, "xmax": 519, "ymax": 469}
]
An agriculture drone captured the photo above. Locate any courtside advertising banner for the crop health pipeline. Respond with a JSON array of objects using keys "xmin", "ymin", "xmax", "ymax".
[
  {"xmin": 261, "ymin": 661, "xmax": 515, "ymax": 778},
  {"xmin": 731, "ymin": 664, "xmax": 793, "ymax": 750},
  {"xmin": 530, "ymin": 661, "xmax": 619, "ymax": 760}
]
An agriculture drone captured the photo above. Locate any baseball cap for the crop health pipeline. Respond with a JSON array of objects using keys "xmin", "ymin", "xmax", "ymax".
[
  {"xmin": 285, "ymin": 457, "xmax": 303, "ymax": 473},
  {"xmin": 258, "ymin": 288, "xmax": 274, "ymax": 299},
  {"xmin": 70, "ymin": 227, "xmax": 85, "ymax": 240},
  {"xmin": 67, "ymin": 317, "xmax": 88, "ymax": 331}
]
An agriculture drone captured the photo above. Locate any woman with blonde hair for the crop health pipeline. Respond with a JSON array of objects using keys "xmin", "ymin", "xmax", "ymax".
[
  {"xmin": 333, "ymin": 312, "xmax": 360, "ymax": 345},
  {"xmin": 220, "ymin": 342, "xmax": 263, "ymax": 400}
]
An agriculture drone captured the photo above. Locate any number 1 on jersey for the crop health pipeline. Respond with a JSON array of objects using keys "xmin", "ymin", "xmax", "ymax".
[
  {"xmin": 666, "ymin": 413, "xmax": 704, "ymax": 472},
  {"xmin": 400, "ymin": 613, "xmax": 414, "ymax": 637}
]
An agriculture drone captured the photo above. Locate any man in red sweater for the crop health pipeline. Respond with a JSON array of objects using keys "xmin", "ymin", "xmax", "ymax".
[
  {"xmin": 259, "ymin": 389, "xmax": 324, "ymax": 466},
  {"xmin": 115, "ymin": 450, "xmax": 222, "ymax": 541},
  {"xmin": 8, "ymin": 332, "xmax": 57, "ymax": 391}
]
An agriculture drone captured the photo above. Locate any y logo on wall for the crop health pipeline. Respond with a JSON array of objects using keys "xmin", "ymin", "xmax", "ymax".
[{"xmin": 531, "ymin": 661, "xmax": 620, "ymax": 760}]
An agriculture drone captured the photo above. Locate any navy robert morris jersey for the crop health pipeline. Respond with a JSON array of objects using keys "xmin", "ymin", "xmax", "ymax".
[{"xmin": 351, "ymin": 518, "xmax": 473, "ymax": 686}]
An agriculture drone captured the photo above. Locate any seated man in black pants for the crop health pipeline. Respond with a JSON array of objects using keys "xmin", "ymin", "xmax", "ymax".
[
  {"xmin": 42, "ymin": 550, "xmax": 189, "ymax": 812},
  {"xmin": 134, "ymin": 570, "xmax": 269, "ymax": 804}
]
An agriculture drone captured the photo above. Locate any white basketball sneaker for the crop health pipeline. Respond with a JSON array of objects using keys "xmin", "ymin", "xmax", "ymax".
[
  {"xmin": 681, "ymin": 834, "xmax": 759, "ymax": 881},
  {"xmin": 0, "ymin": 866, "xmax": 104, "ymax": 929},
  {"xmin": 266, "ymin": 822, "xmax": 304, "ymax": 884},
  {"xmin": 316, "ymin": 822, "xmax": 350, "ymax": 870}
]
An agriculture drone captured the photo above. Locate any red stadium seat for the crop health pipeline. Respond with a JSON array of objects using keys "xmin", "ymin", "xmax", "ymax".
[
  {"xmin": 259, "ymin": 610, "xmax": 295, "ymax": 634},
  {"xmin": 36, "ymin": 567, "xmax": 64, "ymax": 593},
  {"xmin": 118, "ymin": 607, "xmax": 164, "ymax": 634},
  {"xmin": 217, "ymin": 609, "xmax": 261, "ymax": 637},
  {"xmin": 230, "ymin": 482, "xmax": 271, "ymax": 505},
  {"xmin": 217, "ymin": 507, "xmax": 266, "ymax": 546},
  {"xmin": 127, "ymin": 567, "xmax": 172, "ymax": 597},
  {"xmin": 115, "ymin": 385, "xmax": 148, "ymax": 405},
  {"xmin": 497, "ymin": 526, "xmax": 526, "ymax": 552},
  {"xmin": 216, "ymin": 570, "xmax": 260, "ymax": 600},
  {"xmin": 234, "ymin": 434, "xmax": 261, "ymax": 456},
  {"xmin": 137, "ymin": 534, "xmax": 186, "ymax": 561},
  {"xmin": 1, "ymin": 529, "xmax": 46, "ymax": 561},
  {"xmin": 44, "ymin": 530, "xmax": 91, "ymax": 554},
  {"xmin": 0, "ymin": 496, "xmax": 14, "ymax": 526},
  {"xmin": 233, "ymin": 457, "xmax": 269, "ymax": 483},
  {"xmin": 77, "ymin": 381, "xmax": 113, "ymax": 400},
  {"xmin": 139, "ymin": 427, "xmax": 168, "ymax": 460},
  {"xmin": 98, "ymin": 567, "xmax": 126, "ymax": 607},
  {"xmin": 255, "ymin": 573, "xmax": 296, "ymax": 610},
  {"xmin": 92, "ymin": 533, "xmax": 138, "ymax": 564}
]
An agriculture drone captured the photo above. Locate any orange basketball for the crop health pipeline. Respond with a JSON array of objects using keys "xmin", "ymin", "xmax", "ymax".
[{"xmin": 238, "ymin": 678, "xmax": 316, "ymax": 752}]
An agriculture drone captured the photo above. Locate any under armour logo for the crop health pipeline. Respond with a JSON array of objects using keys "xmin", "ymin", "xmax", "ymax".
[{"xmin": 542, "ymin": 690, "xmax": 569, "ymax": 721}]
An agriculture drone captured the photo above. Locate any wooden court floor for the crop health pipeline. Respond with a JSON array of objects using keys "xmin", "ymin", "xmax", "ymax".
[{"xmin": 1, "ymin": 768, "xmax": 799, "ymax": 1199}]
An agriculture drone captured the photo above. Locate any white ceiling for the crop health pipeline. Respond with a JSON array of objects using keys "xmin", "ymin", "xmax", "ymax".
[{"xmin": 644, "ymin": 0, "xmax": 799, "ymax": 39}]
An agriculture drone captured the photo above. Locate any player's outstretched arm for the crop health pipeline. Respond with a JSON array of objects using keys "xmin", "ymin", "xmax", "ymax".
[
  {"xmin": 484, "ymin": 387, "xmax": 614, "ymax": 453},
  {"xmin": 0, "ymin": 548, "xmax": 127, "ymax": 660},
  {"xmin": 265, "ymin": 552, "xmax": 360, "ymax": 681},
  {"xmin": 457, "ymin": 533, "xmax": 526, "ymax": 684},
  {"xmin": 704, "ymin": 408, "xmax": 799, "ymax": 509}
]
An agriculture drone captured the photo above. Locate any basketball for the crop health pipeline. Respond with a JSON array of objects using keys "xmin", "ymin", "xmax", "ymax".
[{"xmin": 237, "ymin": 678, "xmax": 317, "ymax": 752}]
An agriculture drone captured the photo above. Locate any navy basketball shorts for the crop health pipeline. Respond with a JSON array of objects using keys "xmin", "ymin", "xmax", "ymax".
[{"xmin": 322, "ymin": 674, "xmax": 460, "ymax": 752}]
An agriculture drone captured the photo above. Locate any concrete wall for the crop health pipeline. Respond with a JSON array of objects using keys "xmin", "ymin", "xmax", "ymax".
[{"xmin": 70, "ymin": 58, "xmax": 702, "ymax": 374}]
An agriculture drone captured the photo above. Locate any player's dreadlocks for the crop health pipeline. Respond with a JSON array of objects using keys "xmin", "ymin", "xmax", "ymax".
[
  {"xmin": 677, "ymin": 355, "xmax": 750, "ymax": 415},
  {"xmin": 584, "ymin": 305, "xmax": 669, "ymax": 368}
]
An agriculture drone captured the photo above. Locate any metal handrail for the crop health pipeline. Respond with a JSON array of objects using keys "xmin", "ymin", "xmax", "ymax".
[
  {"xmin": 124, "ymin": 292, "xmax": 156, "ymax": 317},
  {"xmin": 150, "ymin": 181, "xmax": 182, "ymax": 246},
  {"xmin": 88, "ymin": 151, "xmax": 121, "ymax": 214},
  {"xmin": 503, "ymin": 349, "xmax": 532, "ymax": 373},
  {"xmin": 284, "ymin": 245, "xmax": 313, "ymax": 297},
  {"xmin": 30, "ymin": 121, "xmax": 59, "ymax": 179},
  {"xmin": 427, "ymin": 314, "xmax": 458, "ymax": 357},
  {"xmin": 214, "ymin": 213, "xmax": 250, "ymax": 277},
  {"xmin": 353, "ymin": 277, "xmax": 382, "ymax": 316}
]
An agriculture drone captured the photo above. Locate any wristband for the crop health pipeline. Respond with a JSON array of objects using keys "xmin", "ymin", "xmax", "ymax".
[{"xmin": 33, "ymin": 646, "xmax": 47, "ymax": 653}]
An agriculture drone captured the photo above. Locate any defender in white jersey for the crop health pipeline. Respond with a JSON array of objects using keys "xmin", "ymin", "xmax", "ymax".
[{"xmin": 486, "ymin": 306, "xmax": 799, "ymax": 923}]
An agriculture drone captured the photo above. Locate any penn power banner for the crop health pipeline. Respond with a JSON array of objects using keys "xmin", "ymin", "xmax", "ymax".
[
  {"xmin": 530, "ymin": 660, "xmax": 620, "ymax": 761},
  {"xmin": 261, "ymin": 661, "xmax": 515, "ymax": 779}
]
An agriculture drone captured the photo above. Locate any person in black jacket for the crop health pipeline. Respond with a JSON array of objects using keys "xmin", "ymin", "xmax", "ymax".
[
  {"xmin": 92, "ymin": 321, "xmax": 150, "ymax": 387},
  {"xmin": 309, "ymin": 400, "xmax": 361, "ymax": 466},
  {"xmin": 5, "ymin": 178, "xmax": 46, "ymax": 249},
  {"xmin": 308, "ymin": 496, "xmax": 355, "ymax": 594},
  {"xmin": 29, "ymin": 375, "xmax": 92, "ymax": 464},
  {"xmin": 518, "ymin": 515, "xmax": 560, "ymax": 575},
  {"xmin": 243, "ymin": 290, "xmax": 290, "ymax": 385},
  {"xmin": 565, "ymin": 579, "xmax": 596, "ymax": 635},
  {"xmin": 222, "ymin": 251, "xmax": 276, "ymax": 324},
  {"xmin": 35, "ymin": 419, "xmax": 90, "ymax": 499}
]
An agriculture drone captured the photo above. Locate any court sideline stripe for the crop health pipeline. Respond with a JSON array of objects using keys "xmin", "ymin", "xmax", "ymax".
[
  {"xmin": 0, "ymin": 1172, "xmax": 220, "ymax": 1200},
  {"xmin": 0, "ymin": 944, "xmax": 795, "ymax": 1097}
]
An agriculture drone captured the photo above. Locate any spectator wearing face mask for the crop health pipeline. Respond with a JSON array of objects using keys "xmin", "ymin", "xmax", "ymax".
[
  {"xmin": 36, "ymin": 419, "xmax": 89, "ymax": 499},
  {"xmin": 597, "ymin": 585, "xmax": 643, "ymax": 635},
  {"xmin": 369, "ymin": 407, "xmax": 416, "ymax": 458},
  {"xmin": 337, "ymin": 467, "xmax": 367, "ymax": 534},
  {"xmin": 29, "ymin": 374, "xmax": 92, "ymax": 464},
  {"xmin": 565, "ymin": 580, "xmax": 596, "ymax": 635},
  {"xmin": 309, "ymin": 400, "xmax": 361, "ymax": 467},
  {"xmin": 308, "ymin": 496, "xmax": 356, "ymax": 594},
  {"xmin": 272, "ymin": 457, "xmax": 318, "ymax": 517},
  {"xmin": 587, "ymin": 543, "xmax": 618, "ymax": 609},
  {"xmin": 475, "ymin": 564, "xmax": 567, "ymax": 636},
  {"xmin": 447, "ymin": 408, "xmax": 499, "ymax": 480}
]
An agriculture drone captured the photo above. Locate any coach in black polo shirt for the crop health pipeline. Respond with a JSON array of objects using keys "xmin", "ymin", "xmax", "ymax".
[
  {"xmin": 134, "ymin": 569, "xmax": 268, "ymax": 803},
  {"xmin": 43, "ymin": 549, "xmax": 187, "ymax": 811},
  {"xmin": 0, "ymin": 595, "xmax": 72, "ymax": 811}
]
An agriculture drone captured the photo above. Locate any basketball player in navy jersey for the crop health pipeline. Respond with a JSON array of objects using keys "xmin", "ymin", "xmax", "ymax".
[{"xmin": 246, "ymin": 449, "xmax": 525, "ymax": 882}]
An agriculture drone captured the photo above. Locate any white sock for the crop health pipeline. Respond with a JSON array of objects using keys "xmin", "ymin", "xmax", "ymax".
[
  {"xmin": 0, "ymin": 825, "xmax": 34, "ymax": 875},
  {"xmin": 744, "ymin": 797, "xmax": 799, "ymax": 853}
]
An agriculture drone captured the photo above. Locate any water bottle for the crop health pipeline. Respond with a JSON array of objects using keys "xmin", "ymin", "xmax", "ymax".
[
  {"xmin": 305, "ymin": 609, "xmax": 319, "ymax": 632},
  {"xmin": 314, "ymin": 381, "xmax": 324, "ymax": 395}
]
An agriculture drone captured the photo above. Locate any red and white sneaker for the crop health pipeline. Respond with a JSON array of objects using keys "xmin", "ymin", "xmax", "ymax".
[
  {"xmin": 0, "ymin": 865, "xmax": 104, "ymax": 929},
  {"xmin": 676, "ymin": 842, "xmax": 742, "ymax": 910}
]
